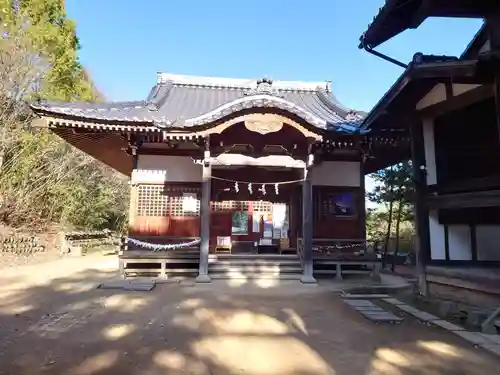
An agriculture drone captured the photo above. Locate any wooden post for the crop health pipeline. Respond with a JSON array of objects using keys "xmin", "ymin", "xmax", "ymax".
[
  {"xmin": 410, "ymin": 120, "xmax": 430, "ymax": 296},
  {"xmin": 127, "ymin": 140, "xmax": 139, "ymax": 238},
  {"xmin": 359, "ymin": 140, "xmax": 367, "ymax": 242},
  {"xmin": 486, "ymin": 9, "xmax": 500, "ymax": 141},
  {"xmin": 300, "ymin": 153, "xmax": 316, "ymax": 284},
  {"xmin": 196, "ymin": 141, "xmax": 211, "ymax": 283}
]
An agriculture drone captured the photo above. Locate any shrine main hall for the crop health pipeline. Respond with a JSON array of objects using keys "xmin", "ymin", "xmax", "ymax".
[{"xmin": 30, "ymin": 73, "xmax": 405, "ymax": 281}]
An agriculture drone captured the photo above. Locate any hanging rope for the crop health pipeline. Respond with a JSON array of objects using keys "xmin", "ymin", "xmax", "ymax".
[
  {"xmin": 126, "ymin": 237, "xmax": 200, "ymax": 252},
  {"xmin": 211, "ymin": 176, "xmax": 305, "ymax": 185}
]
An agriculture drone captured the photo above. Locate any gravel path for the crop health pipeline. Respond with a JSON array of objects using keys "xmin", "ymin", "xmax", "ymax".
[{"xmin": 0, "ymin": 257, "xmax": 499, "ymax": 375}]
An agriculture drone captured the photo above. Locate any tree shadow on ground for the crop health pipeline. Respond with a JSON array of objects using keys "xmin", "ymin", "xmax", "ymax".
[{"xmin": 0, "ymin": 264, "xmax": 499, "ymax": 375}]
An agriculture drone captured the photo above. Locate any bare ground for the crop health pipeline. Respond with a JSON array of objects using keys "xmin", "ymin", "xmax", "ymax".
[{"xmin": 0, "ymin": 255, "xmax": 499, "ymax": 375}]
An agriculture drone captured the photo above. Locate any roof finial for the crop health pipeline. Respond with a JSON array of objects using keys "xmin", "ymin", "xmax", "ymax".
[
  {"xmin": 157, "ymin": 72, "xmax": 164, "ymax": 84},
  {"xmin": 325, "ymin": 80, "xmax": 332, "ymax": 92},
  {"xmin": 245, "ymin": 76, "xmax": 282, "ymax": 97}
]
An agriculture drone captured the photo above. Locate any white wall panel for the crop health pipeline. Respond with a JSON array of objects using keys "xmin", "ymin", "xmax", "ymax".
[
  {"xmin": 134, "ymin": 155, "xmax": 202, "ymax": 183},
  {"xmin": 310, "ymin": 161, "xmax": 360, "ymax": 187},
  {"xmin": 422, "ymin": 118, "xmax": 437, "ymax": 185},
  {"xmin": 429, "ymin": 210, "xmax": 446, "ymax": 260},
  {"xmin": 416, "ymin": 84, "xmax": 446, "ymax": 110},
  {"xmin": 448, "ymin": 225, "xmax": 472, "ymax": 261},
  {"xmin": 476, "ymin": 225, "xmax": 500, "ymax": 261}
]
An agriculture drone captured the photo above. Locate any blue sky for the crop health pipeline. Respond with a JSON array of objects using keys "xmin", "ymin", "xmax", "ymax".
[
  {"xmin": 66, "ymin": 1, "xmax": 483, "ymax": 202},
  {"xmin": 66, "ymin": 0, "xmax": 482, "ymax": 112}
]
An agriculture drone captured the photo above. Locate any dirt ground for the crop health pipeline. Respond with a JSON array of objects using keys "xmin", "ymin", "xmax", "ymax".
[{"xmin": 0, "ymin": 255, "xmax": 499, "ymax": 375}]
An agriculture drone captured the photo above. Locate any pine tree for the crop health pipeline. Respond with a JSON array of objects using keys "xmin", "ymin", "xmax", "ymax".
[{"xmin": 368, "ymin": 161, "xmax": 414, "ymax": 269}]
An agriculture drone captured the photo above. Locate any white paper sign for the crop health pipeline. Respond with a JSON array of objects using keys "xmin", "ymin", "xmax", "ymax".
[
  {"xmin": 182, "ymin": 193, "xmax": 198, "ymax": 214},
  {"xmin": 252, "ymin": 212, "xmax": 261, "ymax": 233}
]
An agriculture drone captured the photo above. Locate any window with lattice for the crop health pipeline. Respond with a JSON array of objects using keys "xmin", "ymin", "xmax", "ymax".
[
  {"xmin": 253, "ymin": 200, "xmax": 273, "ymax": 213},
  {"xmin": 136, "ymin": 185, "xmax": 200, "ymax": 217},
  {"xmin": 213, "ymin": 200, "xmax": 250, "ymax": 212},
  {"xmin": 137, "ymin": 185, "xmax": 168, "ymax": 217}
]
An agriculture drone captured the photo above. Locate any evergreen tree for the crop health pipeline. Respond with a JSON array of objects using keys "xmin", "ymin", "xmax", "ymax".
[{"xmin": 368, "ymin": 161, "xmax": 414, "ymax": 269}]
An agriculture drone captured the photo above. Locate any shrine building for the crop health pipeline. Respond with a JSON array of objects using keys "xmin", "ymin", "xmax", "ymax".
[
  {"xmin": 359, "ymin": 0, "xmax": 500, "ymax": 313},
  {"xmin": 30, "ymin": 73, "xmax": 405, "ymax": 282}
]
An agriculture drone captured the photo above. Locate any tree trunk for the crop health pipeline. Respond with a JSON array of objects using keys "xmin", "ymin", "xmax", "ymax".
[
  {"xmin": 392, "ymin": 200, "xmax": 404, "ymax": 272},
  {"xmin": 383, "ymin": 197, "xmax": 394, "ymax": 269}
]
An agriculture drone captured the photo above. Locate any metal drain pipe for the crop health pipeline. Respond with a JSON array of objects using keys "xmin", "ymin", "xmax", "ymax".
[{"xmin": 362, "ymin": 44, "xmax": 408, "ymax": 69}]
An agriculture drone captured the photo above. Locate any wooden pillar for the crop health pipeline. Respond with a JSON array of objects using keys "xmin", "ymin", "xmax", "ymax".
[
  {"xmin": 301, "ymin": 153, "xmax": 316, "ymax": 284},
  {"xmin": 359, "ymin": 140, "xmax": 367, "ymax": 242},
  {"xmin": 196, "ymin": 141, "xmax": 211, "ymax": 283},
  {"xmin": 410, "ymin": 120, "xmax": 430, "ymax": 296},
  {"xmin": 486, "ymin": 9, "xmax": 500, "ymax": 141},
  {"xmin": 128, "ymin": 141, "xmax": 140, "ymax": 235}
]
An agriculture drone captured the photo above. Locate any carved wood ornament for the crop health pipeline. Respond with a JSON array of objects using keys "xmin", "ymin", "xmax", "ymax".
[
  {"xmin": 244, "ymin": 119, "xmax": 283, "ymax": 134},
  {"xmin": 168, "ymin": 113, "xmax": 321, "ymax": 140}
]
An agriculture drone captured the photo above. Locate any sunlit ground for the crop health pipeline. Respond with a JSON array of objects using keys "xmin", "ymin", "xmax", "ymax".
[{"xmin": 0, "ymin": 255, "xmax": 499, "ymax": 375}]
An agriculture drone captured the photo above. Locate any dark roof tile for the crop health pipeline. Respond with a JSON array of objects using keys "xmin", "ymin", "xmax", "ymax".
[{"xmin": 31, "ymin": 73, "xmax": 365, "ymax": 133}]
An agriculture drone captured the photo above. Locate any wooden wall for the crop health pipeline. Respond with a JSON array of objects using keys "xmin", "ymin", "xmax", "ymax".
[
  {"xmin": 289, "ymin": 185, "xmax": 364, "ymax": 242},
  {"xmin": 435, "ymin": 98, "xmax": 500, "ymax": 184},
  {"xmin": 129, "ymin": 182, "xmax": 202, "ymax": 237},
  {"xmin": 129, "ymin": 164, "xmax": 364, "ymax": 243}
]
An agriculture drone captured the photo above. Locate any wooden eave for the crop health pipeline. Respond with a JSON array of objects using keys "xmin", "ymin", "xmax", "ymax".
[
  {"xmin": 461, "ymin": 24, "xmax": 488, "ymax": 59},
  {"xmin": 360, "ymin": 0, "xmax": 495, "ymax": 49},
  {"xmin": 33, "ymin": 106, "xmax": 333, "ymax": 141},
  {"xmin": 362, "ymin": 59, "xmax": 483, "ymax": 132},
  {"xmin": 51, "ymin": 127, "xmax": 133, "ymax": 176},
  {"xmin": 358, "ymin": 59, "xmax": 487, "ymax": 172}
]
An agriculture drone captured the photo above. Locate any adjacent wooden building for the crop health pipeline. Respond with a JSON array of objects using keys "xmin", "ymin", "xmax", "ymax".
[
  {"xmin": 31, "ymin": 74, "xmax": 402, "ymax": 281},
  {"xmin": 360, "ymin": 0, "xmax": 500, "ymax": 309}
]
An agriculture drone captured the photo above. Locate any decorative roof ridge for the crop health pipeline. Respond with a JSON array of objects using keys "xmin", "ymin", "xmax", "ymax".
[
  {"xmin": 153, "ymin": 94, "xmax": 328, "ymax": 129},
  {"xmin": 157, "ymin": 72, "xmax": 329, "ymax": 92},
  {"xmin": 146, "ymin": 82, "xmax": 173, "ymax": 111}
]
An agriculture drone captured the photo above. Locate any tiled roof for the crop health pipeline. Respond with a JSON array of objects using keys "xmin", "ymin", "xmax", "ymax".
[
  {"xmin": 359, "ymin": 0, "xmax": 420, "ymax": 49},
  {"xmin": 31, "ymin": 73, "xmax": 365, "ymax": 134},
  {"xmin": 360, "ymin": 1, "xmax": 489, "ymax": 49}
]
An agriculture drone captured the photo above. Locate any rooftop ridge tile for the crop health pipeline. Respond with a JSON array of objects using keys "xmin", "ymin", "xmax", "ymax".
[{"xmin": 157, "ymin": 72, "xmax": 329, "ymax": 92}]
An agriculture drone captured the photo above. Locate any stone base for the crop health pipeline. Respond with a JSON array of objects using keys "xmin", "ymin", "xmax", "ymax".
[
  {"xmin": 196, "ymin": 274, "xmax": 212, "ymax": 283},
  {"xmin": 300, "ymin": 274, "xmax": 317, "ymax": 284}
]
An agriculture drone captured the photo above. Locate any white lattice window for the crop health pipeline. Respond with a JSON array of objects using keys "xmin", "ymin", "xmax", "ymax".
[
  {"xmin": 137, "ymin": 185, "xmax": 168, "ymax": 217},
  {"xmin": 253, "ymin": 200, "xmax": 273, "ymax": 213},
  {"xmin": 213, "ymin": 201, "xmax": 250, "ymax": 212},
  {"xmin": 136, "ymin": 185, "xmax": 200, "ymax": 217}
]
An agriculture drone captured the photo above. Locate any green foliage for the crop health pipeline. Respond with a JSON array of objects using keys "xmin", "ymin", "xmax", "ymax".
[
  {"xmin": 367, "ymin": 161, "xmax": 415, "ymax": 268},
  {"xmin": 0, "ymin": 0, "xmax": 127, "ymax": 231}
]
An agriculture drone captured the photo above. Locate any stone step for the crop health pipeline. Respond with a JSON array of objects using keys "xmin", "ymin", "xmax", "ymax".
[
  {"xmin": 208, "ymin": 259, "xmax": 300, "ymax": 266},
  {"xmin": 209, "ymin": 265, "xmax": 302, "ymax": 273},
  {"xmin": 314, "ymin": 269, "xmax": 372, "ymax": 275},
  {"xmin": 209, "ymin": 254, "xmax": 298, "ymax": 261},
  {"xmin": 209, "ymin": 273, "xmax": 302, "ymax": 280}
]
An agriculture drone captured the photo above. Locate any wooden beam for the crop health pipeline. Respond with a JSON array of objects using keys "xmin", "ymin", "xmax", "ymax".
[
  {"xmin": 427, "ymin": 190, "xmax": 500, "ymax": 209},
  {"xmin": 428, "ymin": 175, "xmax": 500, "ymax": 195},
  {"xmin": 418, "ymin": 84, "xmax": 493, "ymax": 118}
]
